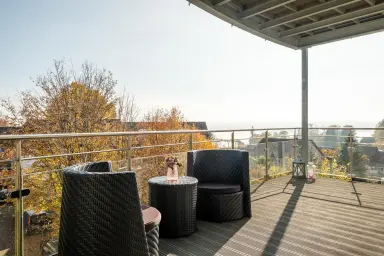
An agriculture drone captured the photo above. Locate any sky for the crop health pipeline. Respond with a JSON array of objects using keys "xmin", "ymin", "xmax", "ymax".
[{"xmin": 0, "ymin": 0, "xmax": 383, "ymax": 129}]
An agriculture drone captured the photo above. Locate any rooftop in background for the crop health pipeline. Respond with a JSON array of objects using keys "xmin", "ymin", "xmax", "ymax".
[
  {"xmin": 188, "ymin": 0, "xmax": 384, "ymax": 49},
  {"xmin": 360, "ymin": 136, "xmax": 376, "ymax": 144},
  {"xmin": 125, "ymin": 121, "xmax": 213, "ymax": 139},
  {"xmin": 124, "ymin": 121, "xmax": 208, "ymax": 131},
  {"xmin": 256, "ymin": 137, "xmax": 325, "ymax": 156},
  {"xmin": 0, "ymin": 127, "xmax": 20, "ymax": 134}
]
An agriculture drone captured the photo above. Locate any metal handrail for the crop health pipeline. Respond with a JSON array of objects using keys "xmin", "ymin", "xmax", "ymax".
[
  {"xmin": 1, "ymin": 126, "xmax": 383, "ymax": 140},
  {"xmin": 0, "ymin": 128, "xmax": 290, "ymax": 140}
]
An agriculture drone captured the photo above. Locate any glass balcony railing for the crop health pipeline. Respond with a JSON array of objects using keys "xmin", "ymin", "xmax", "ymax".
[{"xmin": 1, "ymin": 127, "xmax": 384, "ymax": 255}]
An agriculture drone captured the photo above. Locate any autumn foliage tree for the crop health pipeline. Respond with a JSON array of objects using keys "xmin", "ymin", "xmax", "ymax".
[
  {"xmin": 132, "ymin": 107, "xmax": 216, "ymax": 201},
  {"xmin": 1, "ymin": 60, "xmax": 137, "ymax": 167},
  {"xmin": 0, "ymin": 118, "xmax": 16, "ymax": 190},
  {"xmin": 0, "ymin": 60, "xmax": 138, "ymax": 242},
  {"xmin": 0, "ymin": 60, "xmax": 216, "ymax": 245},
  {"xmin": 0, "ymin": 117, "xmax": 9, "ymax": 126},
  {"xmin": 319, "ymin": 149, "xmax": 348, "ymax": 177}
]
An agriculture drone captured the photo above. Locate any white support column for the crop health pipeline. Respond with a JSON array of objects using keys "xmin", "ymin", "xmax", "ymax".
[{"xmin": 302, "ymin": 48, "xmax": 309, "ymax": 165}]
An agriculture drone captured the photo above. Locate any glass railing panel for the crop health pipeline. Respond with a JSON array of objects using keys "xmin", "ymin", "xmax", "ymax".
[
  {"xmin": 23, "ymin": 169, "xmax": 62, "ymax": 256},
  {"xmin": 0, "ymin": 166, "xmax": 15, "ymax": 256},
  {"xmin": 352, "ymin": 129, "xmax": 384, "ymax": 180},
  {"xmin": 131, "ymin": 152, "xmax": 187, "ymax": 204},
  {"xmin": 248, "ymin": 139, "xmax": 268, "ymax": 181}
]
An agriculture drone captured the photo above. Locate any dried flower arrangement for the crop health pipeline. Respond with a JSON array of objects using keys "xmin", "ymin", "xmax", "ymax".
[
  {"xmin": 166, "ymin": 156, "xmax": 182, "ymax": 181},
  {"xmin": 165, "ymin": 156, "xmax": 182, "ymax": 170}
]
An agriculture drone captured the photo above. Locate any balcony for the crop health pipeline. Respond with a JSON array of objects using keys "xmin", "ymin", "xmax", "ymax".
[
  {"xmin": 1, "ymin": 127, "xmax": 384, "ymax": 256},
  {"xmin": 160, "ymin": 175, "xmax": 384, "ymax": 256}
]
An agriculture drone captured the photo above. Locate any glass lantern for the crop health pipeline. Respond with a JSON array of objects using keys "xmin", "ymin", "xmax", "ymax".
[{"xmin": 292, "ymin": 158, "xmax": 306, "ymax": 178}]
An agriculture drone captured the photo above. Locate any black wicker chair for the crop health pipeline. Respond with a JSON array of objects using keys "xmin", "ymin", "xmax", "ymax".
[
  {"xmin": 58, "ymin": 162, "xmax": 161, "ymax": 256},
  {"xmin": 66, "ymin": 161, "xmax": 113, "ymax": 173},
  {"xmin": 187, "ymin": 150, "xmax": 251, "ymax": 222}
]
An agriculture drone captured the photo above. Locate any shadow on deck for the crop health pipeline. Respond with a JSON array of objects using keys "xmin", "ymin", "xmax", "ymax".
[{"xmin": 159, "ymin": 176, "xmax": 384, "ymax": 256}]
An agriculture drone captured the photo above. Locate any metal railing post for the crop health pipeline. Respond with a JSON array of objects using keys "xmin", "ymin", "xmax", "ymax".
[
  {"xmin": 231, "ymin": 132, "xmax": 235, "ymax": 149},
  {"xmin": 293, "ymin": 129, "xmax": 297, "ymax": 159},
  {"xmin": 265, "ymin": 130, "xmax": 269, "ymax": 180},
  {"xmin": 127, "ymin": 136, "xmax": 132, "ymax": 171},
  {"xmin": 15, "ymin": 140, "xmax": 24, "ymax": 256},
  {"xmin": 302, "ymin": 48, "xmax": 309, "ymax": 165},
  {"xmin": 348, "ymin": 129, "xmax": 353, "ymax": 179},
  {"xmin": 189, "ymin": 133, "xmax": 193, "ymax": 150}
]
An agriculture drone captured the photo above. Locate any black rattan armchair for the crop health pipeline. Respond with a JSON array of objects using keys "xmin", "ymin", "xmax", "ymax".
[
  {"xmin": 187, "ymin": 150, "xmax": 251, "ymax": 222},
  {"xmin": 66, "ymin": 161, "xmax": 113, "ymax": 173},
  {"xmin": 58, "ymin": 162, "xmax": 161, "ymax": 256}
]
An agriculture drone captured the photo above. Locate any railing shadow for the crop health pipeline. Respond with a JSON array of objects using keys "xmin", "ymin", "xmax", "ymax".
[
  {"xmin": 283, "ymin": 188, "xmax": 360, "ymax": 202},
  {"xmin": 350, "ymin": 181, "xmax": 362, "ymax": 206},
  {"xmin": 250, "ymin": 181, "xmax": 265, "ymax": 195},
  {"xmin": 251, "ymin": 178, "xmax": 291, "ymax": 202},
  {"xmin": 261, "ymin": 178, "xmax": 305, "ymax": 256}
]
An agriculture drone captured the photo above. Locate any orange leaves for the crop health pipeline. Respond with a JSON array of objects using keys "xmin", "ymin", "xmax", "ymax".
[
  {"xmin": 130, "ymin": 107, "xmax": 216, "ymax": 203},
  {"xmin": 0, "ymin": 118, "xmax": 8, "ymax": 126},
  {"xmin": 320, "ymin": 148, "xmax": 338, "ymax": 158},
  {"xmin": 134, "ymin": 107, "xmax": 215, "ymax": 159},
  {"xmin": 44, "ymin": 83, "xmax": 118, "ymax": 134}
]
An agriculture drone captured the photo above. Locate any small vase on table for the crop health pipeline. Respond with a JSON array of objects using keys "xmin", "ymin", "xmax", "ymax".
[{"xmin": 166, "ymin": 157, "xmax": 181, "ymax": 182}]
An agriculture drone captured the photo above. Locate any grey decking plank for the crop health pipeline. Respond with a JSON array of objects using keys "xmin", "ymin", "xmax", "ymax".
[{"xmin": 160, "ymin": 177, "xmax": 384, "ymax": 256}]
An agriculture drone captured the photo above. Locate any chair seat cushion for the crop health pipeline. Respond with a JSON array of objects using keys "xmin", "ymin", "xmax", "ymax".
[
  {"xmin": 198, "ymin": 183, "xmax": 241, "ymax": 194},
  {"xmin": 141, "ymin": 205, "xmax": 161, "ymax": 232}
]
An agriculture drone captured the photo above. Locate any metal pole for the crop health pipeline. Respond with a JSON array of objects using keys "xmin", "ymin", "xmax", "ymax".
[
  {"xmin": 281, "ymin": 141, "xmax": 286, "ymax": 170},
  {"xmin": 127, "ymin": 136, "xmax": 132, "ymax": 171},
  {"xmin": 265, "ymin": 131, "xmax": 269, "ymax": 180},
  {"xmin": 302, "ymin": 48, "xmax": 309, "ymax": 166},
  {"xmin": 349, "ymin": 129, "xmax": 353, "ymax": 179},
  {"xmin": 231, "ymin": 132, "xmax": 235, "ymax": 149},
  {"xmin": 293, "ymin": 129, "xmax": 297, "ymax": 159},
  {"xmin": 15, "ymin": 140, "xmax": 24, "ymax": 256},
  {"xmin": 189, "ymin": 133, "xmax": 193, "ymax": 150}
]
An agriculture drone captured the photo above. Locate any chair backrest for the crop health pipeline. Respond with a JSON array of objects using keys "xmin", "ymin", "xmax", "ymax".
[
  {"xmin": 68, "ymin": 161, "xmax": 112, "ymax": 173},
  {"xmin": 187, "ymin": 150, "xmax": 248, "ymax": 184},
  {"xmin": 58, "ymin": 168, "xmax": 149, "ymax": 256}
]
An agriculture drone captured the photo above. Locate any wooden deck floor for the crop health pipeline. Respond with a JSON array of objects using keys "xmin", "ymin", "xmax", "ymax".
[{"xmin": 159, "ymin": 176, "xmax": 384, "ymax": 256}]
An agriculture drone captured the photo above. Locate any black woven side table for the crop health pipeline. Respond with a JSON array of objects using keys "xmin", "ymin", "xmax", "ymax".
[{"xmin": 148, "ymin": 176, "xmax": 197, "ymax": 238}]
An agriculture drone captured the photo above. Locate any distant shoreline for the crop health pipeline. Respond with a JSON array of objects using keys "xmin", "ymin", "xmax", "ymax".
[{"xmin": 207, "ymin": 122, "xmax": 376, "ymax": 140}]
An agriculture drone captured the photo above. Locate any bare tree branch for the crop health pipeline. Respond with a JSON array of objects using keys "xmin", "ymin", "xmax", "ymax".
[{"xmin": 116, "ymin": 87, "xmax": 140, "ymax": 123}]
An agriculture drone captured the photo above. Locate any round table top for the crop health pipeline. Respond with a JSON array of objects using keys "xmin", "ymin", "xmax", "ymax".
[{"xmin": 148, "ymin": 176, "xmax": 198, "ymax": 186}]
